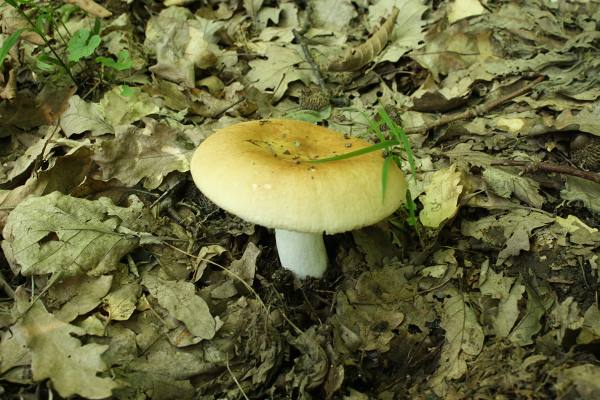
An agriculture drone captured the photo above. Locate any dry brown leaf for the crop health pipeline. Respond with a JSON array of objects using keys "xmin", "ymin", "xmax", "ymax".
[{"xmin": 328, "ymin": 7, "xmax": 399, "ymax": 72}]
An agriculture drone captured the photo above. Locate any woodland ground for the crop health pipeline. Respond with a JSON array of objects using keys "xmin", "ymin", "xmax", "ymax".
[{"xmin": 1, "ymin": 0, "xmax": 600, "ymax": 399}]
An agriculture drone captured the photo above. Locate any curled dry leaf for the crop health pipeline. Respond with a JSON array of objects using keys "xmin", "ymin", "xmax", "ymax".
[
  {"xmin": 328, "ymin": 7, "xmax": 399, "ymax": 72},
  {"xmin": 64, "ymin": 0, "xmax": 112, "ymax": 18}
]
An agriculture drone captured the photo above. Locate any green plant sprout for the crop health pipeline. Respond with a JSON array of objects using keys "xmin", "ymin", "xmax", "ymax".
[
  {"xmin": 1, "ymin": 0, "xmax": 77, "ymax": 82},
  {"xmin": 0, "ymin": 28, "xmax": 25, "ymax": 64},
  {"xmin": 1, "ymin": 0, "xmax": 132, "ymax": 87},
  {"xmin": 311, "ymin": 106, "xmax": 419, "ymax": 228},
  {"xmin": 96, "ymin": 49, "xmax": 133, "ymax": 71},
  {"xmin": 67, "ymin": 27, "xmax": 101, "ymax": 62}
]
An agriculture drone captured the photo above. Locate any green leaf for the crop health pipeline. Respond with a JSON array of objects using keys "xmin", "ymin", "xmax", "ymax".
[
  {"xmin": 91, "ymin": 17, "xmax": 101, "ymax": 36},
  {"xmin": 56, "ymin": 4, "xmax": 79, "ymax": 23},
  {"xmin": 120, "ymin": 84, "xmax": 134, "ymax": 97},
  {"xmin": 404, "ymin": 189, "xmax": 418, "ymax": 227},
  {"xmin": 0, "ymin": 29, "xmax": 24, "ymax": 65},
  {"xmin": 377, "ymin": 106, "xmax": 418, "ymax": 182},
  {"xmin": 36, "ymin": 53, "xmax": 59, "ymax": 71},
  {"xmin": 361, "ymin": 110, "xmax": 386, "ymax": 142},
  {"xmin": 95, "ymin": 50, "xmax": 132, "ymax": 71},
  {"xmin": 67, "ymin": 29, "xmax": 101, "ymax": 62},
  {"xmin": 35, "ymin": 12, "xmax": 50, "ymax": 35}
]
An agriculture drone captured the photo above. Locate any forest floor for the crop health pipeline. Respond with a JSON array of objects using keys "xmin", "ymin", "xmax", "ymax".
[{"xmin": 1, "ymin": 0, "xmax": 600, "ymax": 399}]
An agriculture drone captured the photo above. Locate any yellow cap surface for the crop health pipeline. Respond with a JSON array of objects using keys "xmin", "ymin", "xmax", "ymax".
[{"xmin": 190, "ymin": 119, "xmax": 406, "ymax": 233}]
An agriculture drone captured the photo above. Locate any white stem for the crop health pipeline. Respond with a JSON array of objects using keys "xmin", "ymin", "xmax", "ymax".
[{"xmin": 275, "ymin": 229, "xmax": 328, "ymax": 278}]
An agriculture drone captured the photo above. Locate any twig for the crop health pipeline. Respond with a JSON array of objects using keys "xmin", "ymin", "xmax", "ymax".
[
  {"xmin": 226, "ymin": 359, "xmax": 250, "ymax": 400},
  {"xmin": 143, "ymin": 181, "xmax": 186, "ymax": 218},
  {"xmin": 491, "ymin": 160, "xmax": 600, "ymax": 184},
  {"xmin": 405, "ymin": 75, "xmax": 546, "ymax": 134},
  {"xmin": 293, "ymin": 29, "xmax": 327, "ymax": 93},
  {"xmin": 34, "ymin": 123, "xmax": 63, "ymax": 177},
  {"xmin": 212, "ymin": 97, "xmax": 246, "ymax": 119}
]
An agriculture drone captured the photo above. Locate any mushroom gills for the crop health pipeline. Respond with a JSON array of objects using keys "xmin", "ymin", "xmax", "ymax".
[{"xmin": 275, "ymin": 229, "xmax": 328, "ymax": 278}]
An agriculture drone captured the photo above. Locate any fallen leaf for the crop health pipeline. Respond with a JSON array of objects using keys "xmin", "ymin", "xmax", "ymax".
[
  {"xmin": 49, "ymin": 275, "xmax": 113, "ymax": 322},
  {"xmin": 508, "ymin": 281, "xmax": 554, "ymax": 346},
  {"xmin": 430, "ymin": 287, "xmax": 484, "ymax": 395},
  {"xmin": 419, "ymin": 165, "xmax": 463, "ymax": 228},
  {"xmin": 447, "ymin": 0, "xmax": 487, "ymax": 24},
  {"xmin": 577, "ymin": 305, "xmax": 600, "ymax": 345},
  {"xmin": 142, "ymin": 273, "xmax": 216, "ymax": 340},
  {"xmin": 60, "ymin": 95, "xmax": 113, "ymax": 136},
  {"xmin": 245, "ymin": 44, "xmax": 314, "ymax": 101},
  {"xmin": 368, "ymin": 0, "xmax": 427, "ymax": 65},
  {"xmin": 311, "ymin": 0, "xmax": 356, "ymax": 32},
  {"xmin": 103, "ymin": 270, "xmax": 141, "ymax": 321},
  {"xmin": 561, "ymin": 176, "xmax": 600, "ymax": 214},
  {"xmin": 479, "ymin": 260, "xmax": 525, "ymax": 337},
  {"xmin": 229, "ymin": 242, "xmax": 260, "ymax": 286},
  {"xmin": 13, "ymin": 288, "xmax": 118, "ymax": 399},
  {"xmin": 549, "ymin": 297, "xmax": 584, "ymax": 344},
  {"xmin": 483, "ymin": 166, "xmax": 544, "ymax": 209},
  {"xmin": 92, "ymin": 119, "xmax": 192, "ymax": 189},
  {"xmin": 555, "ymin": 364, "xmax": 600, "ymax": 399},
  {"xmin": 2, "ymin": 192, "xmax": 151, "ymax": 277}
]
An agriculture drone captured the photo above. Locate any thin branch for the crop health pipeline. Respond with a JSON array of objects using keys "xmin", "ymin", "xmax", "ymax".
[
  {"xmin": 293, "ymin": 29, "xmax": 327, "ymax": 93},
  {"xmin": 211, "ymin": 97, "xmax": 246, "ymax": 119},
  {"xmin": 405, "ymin": 75, "xmax": 546, "ymax": 134},
  {"xmin": 491, "ymin": 160, "xmax": 600, "ymax": 184},
  {"xmin": 226, "ymin": 359, "xmax": 250, "ymax": 400}
]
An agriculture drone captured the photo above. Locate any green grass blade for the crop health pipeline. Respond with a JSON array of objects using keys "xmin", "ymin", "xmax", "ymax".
[
  {"xmin": 405, "ymin": 190, "xmax": 418, "ymax": 227},
  {"xmin": 309, "ymin": 139, "xmax": 398, "ymax": 163},
  {"xmin": 0, "ymin": 29, "xmax": 25, "ymax": 65},
  {"xmin": 377, "ymin": 106, "xmax": 418, "ymax": 182},
  {"xmin": 360, "ymin": 110, "xmax": 386, "ymax": 142}
]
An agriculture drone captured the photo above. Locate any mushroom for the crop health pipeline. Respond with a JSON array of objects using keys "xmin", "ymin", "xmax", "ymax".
[{"xmin": 190, "ymin": 119, "xmax": 407, "ymax": 278}]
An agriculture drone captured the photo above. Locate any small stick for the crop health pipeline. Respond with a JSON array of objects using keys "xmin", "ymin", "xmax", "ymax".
[
  {"xmin": 293, "ymin": 29, "xmax": 327, "ymax": 93},
  {"xmin": 211, "ymin": 97, "xmax": 246, "ymax": 118},
  {"xmin": 292, "ymin": 1, "xmax": 327, "ymax": 93},
  {"xmin": 226, "ymin": 359, "xmax": 250, "ymax": 400},
  {"xmin": 491, "ymin": 160, "xmax": 600, "ymax": 184},
  {"xmin": 405, "ymin": 75, "xmax": 546, "ymax": 134}
]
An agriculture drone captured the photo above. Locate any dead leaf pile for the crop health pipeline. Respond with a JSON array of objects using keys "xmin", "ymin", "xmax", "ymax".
[{"xmin": 1, "ymin": 0, "xmax": 600, "ymax": 399}]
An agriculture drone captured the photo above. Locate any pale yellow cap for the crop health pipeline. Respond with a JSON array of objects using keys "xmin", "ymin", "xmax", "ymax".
[{"xmin": 190, "ymin": 119, "xmax": 407, "ymax": 234}]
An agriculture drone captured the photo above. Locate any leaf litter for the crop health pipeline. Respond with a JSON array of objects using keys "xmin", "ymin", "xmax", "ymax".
[{"xmin": 1, "ymin": 0, "xmax": 600, "ymax": 399}]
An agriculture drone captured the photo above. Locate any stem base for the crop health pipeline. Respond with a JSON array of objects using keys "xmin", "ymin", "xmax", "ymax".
[{"xmin": 275, "ymin": 229, "xmax": 327, "ymax": 278}]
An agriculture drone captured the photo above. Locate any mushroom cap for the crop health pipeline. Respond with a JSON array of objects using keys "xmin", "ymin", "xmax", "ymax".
[{"xmin": 190, "ymin": 119, "xmax": 407, "ymax": 234}]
